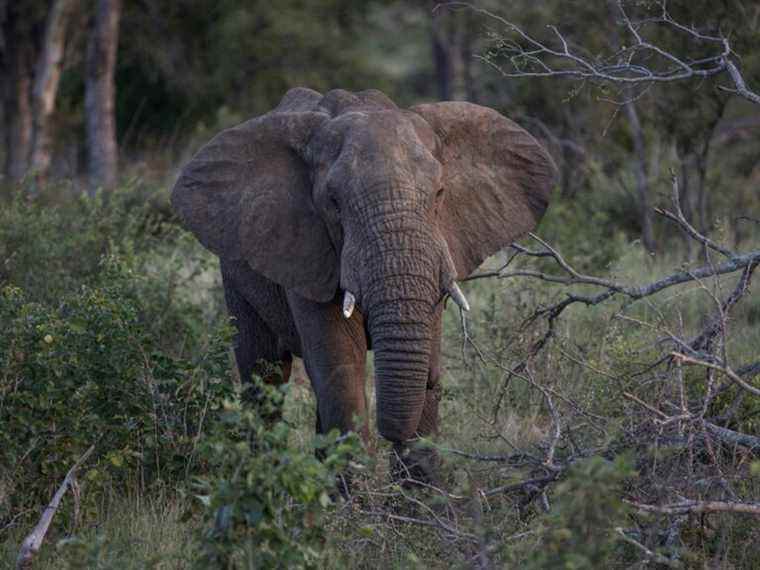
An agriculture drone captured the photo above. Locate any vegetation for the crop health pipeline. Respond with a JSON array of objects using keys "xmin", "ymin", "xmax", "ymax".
[{"xmin": 1, "ymin": 1, "xmax": 759, "ymax": 568}]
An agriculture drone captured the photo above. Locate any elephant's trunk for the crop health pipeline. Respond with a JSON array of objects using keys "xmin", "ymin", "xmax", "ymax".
[
  {"xmin": 368, "ymin": 295, "xmax": 433, "ymax": 442},
  {"xmin": 348, "ymin": 195, "xmax": 443, "ymax": 443},
  {"xmin": 359, "ymin": 232, "xmax": 439, "ymax": 442}
]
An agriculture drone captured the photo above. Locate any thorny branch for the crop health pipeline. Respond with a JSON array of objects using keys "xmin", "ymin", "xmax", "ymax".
[{"xmin": 441, "ymin": 1, "xmax": 760, "ymax": 106}]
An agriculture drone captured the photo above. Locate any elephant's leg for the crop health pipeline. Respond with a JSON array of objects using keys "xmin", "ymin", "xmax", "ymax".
[
  {"xmin": 287, "ymin": 293, "xmax": 369, "ymax": 441},
  {"xmin": 223, "ymin": 280, "xmax": 291, "ymax": 408}
]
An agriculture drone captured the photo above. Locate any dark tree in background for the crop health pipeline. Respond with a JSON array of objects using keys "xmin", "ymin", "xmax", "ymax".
[
  {"xmin": 1, "ymin": 1, "xmax": 36, "ymax": 181},
  {"xmin": 430, "ymin": 2, "xmax": 478, "ymax": 102},
  {"xmin": 85, "ymin": 0, "xmax": 121, "ymax": 190}
]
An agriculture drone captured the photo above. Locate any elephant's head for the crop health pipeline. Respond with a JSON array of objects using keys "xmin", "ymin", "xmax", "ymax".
[{"xmin": 172, "ymin": 88, "xmax": 556, "ymax": 443}]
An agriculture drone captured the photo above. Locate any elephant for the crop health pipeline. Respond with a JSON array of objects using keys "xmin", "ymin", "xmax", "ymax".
[{"xmin": 171, "ymin": 87, "xmax": 556, "ymax": 484}]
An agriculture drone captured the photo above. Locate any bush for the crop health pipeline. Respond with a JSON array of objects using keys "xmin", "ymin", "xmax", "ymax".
[
  {"xmin": 192, "ymin": 379, "xmax": 362, "ymax": 569},
  {"xmin": 514, "ymin": 455, "xmax": 636, "ymax": 569},
  {"xmin": 0, "ymin": 183, "xmax": 231, "ymax": 529},
  {"xmin": 0, "ymin": 261, "xmax": 235, "ymax": 525}
]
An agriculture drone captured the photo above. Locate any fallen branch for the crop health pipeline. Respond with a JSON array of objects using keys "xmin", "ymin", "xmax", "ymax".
[
  {"xmin": 16, "ymin": 445, "xmax": 96, "ymax": 570},
  {"xmin": 626, "ymin": 499, "xmax": 760, "ymax": 516},
  {"xmin": 704, "ymin": 422, "xmax": 760, "ymax": 451}
]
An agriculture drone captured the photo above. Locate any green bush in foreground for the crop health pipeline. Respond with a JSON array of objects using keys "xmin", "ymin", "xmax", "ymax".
[
  {"xmin": 0, "ymin": 182, "xmax": 233, "ymax": 529},
  {"xmin": 0, "ymin": 255, "xmax": 233, "ymax": 526},
  {"xmin": 192, "ymin": 380, "xmax": 362, "ymax": 569}
]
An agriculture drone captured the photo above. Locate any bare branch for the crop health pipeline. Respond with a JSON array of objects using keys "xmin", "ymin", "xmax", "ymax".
[
  {"xmin": 442, "ymin": 1, "xmax": 760, "ymax": 106},
  {"xmin": 672, "ymin": 353, "xmax": 760, "ymax": 398},
  {"xmin": 723, "ymin": 59, "xmax": 760, "ymax": 105},
  {"xmin": 654, "ymin": 173, "xmax": 734, "ymax": 259},
  {"xmin": 615, "ymin": 527, "xmax": 683, "ymax": 568},
  {"xmin": 626, "ymin": 499, "xmax": 760, "ymax": 516},
  {"xmin": 16, "ymin": 445, "xmax": 96, "ymax": 570},
  {"xmin": 704, "ymin": 422, "xmax": 760, "ymax": 450}
]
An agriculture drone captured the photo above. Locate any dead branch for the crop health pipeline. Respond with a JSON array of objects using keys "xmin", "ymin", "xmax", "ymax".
[
  {"xmin": 724, "ymin": 59, "xmax": 760, "ymax": 105},
  {"xmin": 626, "ymin": 499, "xmax": 760, "ymax": 516},
  {"xmin": 672, "ymin": 353, "xmax": 760, "ymax": 398},
  {"xmin": 654, "ymin": 174, "xmax": 733, "ymax": 259},
  {"xmin": 442, "ymin": 1, "xmax": 760, "ymax": 106},
  {"xmin": 704, "ymin": 422, "xmax": 760, "ymax": 451},
  {"xmin": 615, "ymin": 527, "xmax": 683, "ymax": 568},
  {"xmin": 464, "ymin": 174, "xmax": 760, "ymax": 335},
  {"xmin": 16, "ymin": 444, "xmax": 95, "ymax": 570},
  {"xmin": 689, "ymin": 260, "xmax": 757, "ymax": 353}
]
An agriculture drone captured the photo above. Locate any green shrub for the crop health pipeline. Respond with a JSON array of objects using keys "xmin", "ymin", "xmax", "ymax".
[
  {"xmin": 511, "ymin": 455, "xmax": 635, "ymax": 569},
  {"xmin": 0, "ymin": 258, "xmax": 235, "ymax": 525},
  {"xmin": 192, "ymin": 379, "xmax": 362, "ymax": 569},
  {"xmin": 0, "ymin": 184, "xmax": 232, "ymax": 528}
]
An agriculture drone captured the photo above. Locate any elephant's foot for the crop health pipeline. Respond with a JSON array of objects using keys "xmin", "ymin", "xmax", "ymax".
[{"xmin": 390, "ymin": 441, "xmax": 442, "ymax": 490}]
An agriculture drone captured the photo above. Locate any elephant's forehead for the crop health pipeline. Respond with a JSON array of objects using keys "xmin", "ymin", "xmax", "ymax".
[
  {"xmin": 317, "ymin": 88, "xmax": 397, "ymax": 116},
  {"xmin": 311, "ymin": 111, "xmax": 430, "ymax": 158}
]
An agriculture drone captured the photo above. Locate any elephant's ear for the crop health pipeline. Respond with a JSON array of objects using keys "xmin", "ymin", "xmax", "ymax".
[
  {"xmin": 171, "ymin": 111, "xmax": 338, "ymax": 302},
  {"xmin": 411, "ymin": 102, "xmax": 557, "ymax": 279}
]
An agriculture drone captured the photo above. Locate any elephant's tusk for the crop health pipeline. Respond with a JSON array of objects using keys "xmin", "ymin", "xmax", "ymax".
[
  {"xmin": 448, "ymin": 283, "xmax": 470, "ymax": 312},
  {"xmin": 342, "ymin": 291, "xmax": 356, "ymax": 319}
]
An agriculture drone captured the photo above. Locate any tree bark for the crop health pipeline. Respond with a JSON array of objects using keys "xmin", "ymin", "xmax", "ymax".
[
  {"xmin": 623, "ymin": 99, "xmax": 656, "ymax": 252},
  {"xmin": 85, "ymin": 0, "xmax": 121, "ymax": 191},
  {"xmin": 431, "ymin": 7, "xmax": 452, "ymax": 101},
  {"xmin": 462, "ymin": 13, "xmax": 477, "ymax": 103},
  {"xmin": 1, "ymin": 8, "xmax": 34, "ymax": 182},
  {"xmin": 430, "ymin": 6, "xmax": 470, "ymax": 102},
  {"xmin": 29, "ymin": 0, "xmax": 78, "ymax": 184}
]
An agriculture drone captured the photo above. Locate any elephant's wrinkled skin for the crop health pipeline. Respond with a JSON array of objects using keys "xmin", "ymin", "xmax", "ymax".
[{"xmin": 172, "ymin": 88, "xmax": 556, "ymax": 481}]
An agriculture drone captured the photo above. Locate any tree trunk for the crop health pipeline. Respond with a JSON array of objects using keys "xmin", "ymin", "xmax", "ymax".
[
  {"xmin": 29, "ymin": 0, "xmax": 78, "ymax": 184},
  {"xmin": 446, "ymin": 14, "xmax": 466, "ymax": 101},
  {"xmin": 85, "ymin": 0, "xmax": 121, "ymax": 191},
  {"xmin": 624, "ymin": 99, "xmax": 656, "ymax": 252},
  {"xmin": 430, "ymin": 5, "xmax": 470, "ymax": 102},
  {"xmin": 462, "ymin": 12, "xmax": 477, "ymax": 103},
  {"xmin": 1, "ymin": 9, "xmax": 34, "ymax": 182},
  {"xmin": 678, "ymin": 151, "xmax": 694, "ymax": 259},
  {"xmin": 431, "ymin": 6, "xmax": 452, "ymax": 101}
]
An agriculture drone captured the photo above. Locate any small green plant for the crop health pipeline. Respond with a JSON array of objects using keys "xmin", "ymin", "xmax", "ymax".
[
  {"xmin": 515, "ymin": 455, "xmax": 636, "ymax": 569},
  {"xmin": 192, "ymin": 378, "xmax": 362, "ymax": 569}
]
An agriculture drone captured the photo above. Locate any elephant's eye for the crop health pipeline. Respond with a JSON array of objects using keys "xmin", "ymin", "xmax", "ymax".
[{"xmin": 436, "ymin": 187, "xmax": 445, "ymax": 199}]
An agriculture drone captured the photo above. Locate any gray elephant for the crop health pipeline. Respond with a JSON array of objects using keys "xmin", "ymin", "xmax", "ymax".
[{"xmin": 171, "ymin": 88, "xmax": 556, "ymax": 482}]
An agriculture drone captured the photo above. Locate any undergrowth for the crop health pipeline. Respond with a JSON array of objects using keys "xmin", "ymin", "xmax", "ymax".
[{"xmin": 1, "ymin": 181, "xmax": 758, "ymax": 568}]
